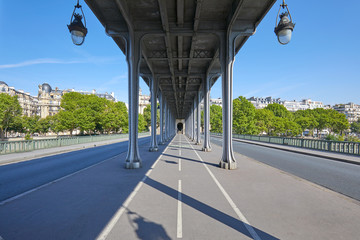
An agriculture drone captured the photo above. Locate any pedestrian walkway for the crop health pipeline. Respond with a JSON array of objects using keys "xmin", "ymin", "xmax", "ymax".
[{"xmin": 0, "ymin": 134, "xmax": 360, "ymax": 240}]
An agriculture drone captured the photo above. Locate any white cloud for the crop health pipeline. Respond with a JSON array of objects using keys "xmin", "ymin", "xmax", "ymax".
[{"xmin": 0, "ymin": 56, "xmax": 121, "ymax": 69}]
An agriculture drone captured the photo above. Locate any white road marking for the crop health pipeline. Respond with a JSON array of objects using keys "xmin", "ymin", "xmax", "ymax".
[
  {"xmin": 185, "ymin": 137, "xmax": 262, "ymax": 240},
  {"xmin": 177, "ymin": 179, "xmax": 183, "ymax": 239},
  {"xmin": 0, "ymin": 153, "xmax": 122, "ymax": 206},
  {"xmin": 179, "ymin": 158, "xmax": 182, "ymax": 172},
  {"xmin": 96, "ymin": 139, "xmax": 174, "ymax": 240}
]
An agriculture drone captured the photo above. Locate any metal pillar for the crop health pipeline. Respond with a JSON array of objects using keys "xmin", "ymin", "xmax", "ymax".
[
  {"xmin": 125, "ymin": 33, "xmax": 142, "ymax": 169},
  {"xmin": 159, "ymin": 92, "xmax": 165, "ymax": 144},
  {"xmin": 195, "ymin": 91, "xmax": 201, "ymax": 145},
  {"xmin": 166, "ymin": 104, "xmax": 170, "ymax": 140},
  {"xmin": 219, "ymin": 33, "xmax": 237, "ymax": 170},
  {"xmin": 149, "ymin": 77, "xmax": 159, "ymax": 152},
  {"xmin": 202, "ymin": 76, "xmax": 211, "ymax": 152}
]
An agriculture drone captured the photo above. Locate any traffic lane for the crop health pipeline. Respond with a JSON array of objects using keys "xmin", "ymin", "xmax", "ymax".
[
  {"xmin": 211, "ymin": 137, "xmax": 360, "ymax": 201},
  {"xmin": 0, "ymin": 136, "xmax": 151, "ymax": 202}
]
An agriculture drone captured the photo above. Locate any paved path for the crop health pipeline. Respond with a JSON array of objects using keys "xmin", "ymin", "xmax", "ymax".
[{"xmin": 0, "ymin": 134, "xmax": 360, "ymax": 239}]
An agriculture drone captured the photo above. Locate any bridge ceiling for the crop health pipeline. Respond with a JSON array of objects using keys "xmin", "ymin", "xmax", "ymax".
[{"xmin": 85, "ymin": 0, "xmax": 276, "ymax": 118}]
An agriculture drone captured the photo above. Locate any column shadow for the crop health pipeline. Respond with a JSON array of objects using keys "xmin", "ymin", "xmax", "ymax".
[
  {"xmin": 162, "ymin": 153, "xmax": 219, "ymax": 167},
  {"xmin": 126, "ymin": 208, "xmax": 171, "ymax": 240},
  {"xmin": 145, "ymin": 177, "xmax": 279, "ymax": 240}
]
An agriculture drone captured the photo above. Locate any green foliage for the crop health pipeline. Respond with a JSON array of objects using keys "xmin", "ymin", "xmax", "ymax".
[
  {"xmin": 350, "ymin": 120, "xmax": 360, "ymax": 134},
  {"xmin": 201, "ymin": 110, "xmax": 204, "ymax": 130},
  {"xmin": 232, "ymin": 96, "xmax": 258, "ymax": 135},
  {"xmin": 25, "ymin": 133, "xmax": 32, "ymax": 141},
  {"xmin": 326, "ymin": 134, "xmax": 345, "ymax": 141},
  {"xmin": 210, "ymin": 105, "xmax": 222, "ymax": 133},
  {"xmin": 265, "ymin": 103, "xmax": 292, "ymax": 119},
  {"xmin": 255, "ymin": 109, "xmax": 274, "ymax": 135},
  {"xmin": 0, "ymin": 93, "xmax": 22, "ymax": 140},
  {"xmin": 143, "ymin": 105, "xmax": 151, "ymax": 130},
  {"xmin": 138, "ymin": 114, "xmax": 147, "ymax": 132},
  {"xmin": 346, "ymin": 135, "xmax": 360, "ymax": 142},
  {"xmin": 22, "ymin": 115, "xmax": 41, "ymax": 134},
  {"xmin": 57, "ymin": 92, "xmax": 129, "ymax": 135}
]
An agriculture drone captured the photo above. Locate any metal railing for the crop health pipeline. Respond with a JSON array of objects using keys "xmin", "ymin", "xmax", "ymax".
[
  {"xmin": 0, "ymin": 132, "xmax": 149, "ymax": 155},
  {"xmin": 210, "ymin": 133, "xmax": 360, "ymax": 156}
]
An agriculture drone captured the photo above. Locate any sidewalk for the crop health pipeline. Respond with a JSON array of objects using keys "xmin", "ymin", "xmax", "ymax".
[
  {"xmin": 229, "ymin": 137, "xmax": 360, "ymax": 165},
  {"xmin": 0, "ymin": 134, "xmax": 150, "ymax": 166},
  {"xmin": 0, "ymin": 134, "xmax": 359, "ymax": 239}
]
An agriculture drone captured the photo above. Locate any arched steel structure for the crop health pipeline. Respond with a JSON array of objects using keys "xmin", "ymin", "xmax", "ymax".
[{"xmin": 85, "ymin": 0, "xmax": 276, "ymax": 169}]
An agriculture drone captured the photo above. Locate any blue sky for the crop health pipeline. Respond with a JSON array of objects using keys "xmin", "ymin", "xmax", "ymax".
[{"xmin": 1, "ymin": 1, "xmax": 359, "ymax": 105}]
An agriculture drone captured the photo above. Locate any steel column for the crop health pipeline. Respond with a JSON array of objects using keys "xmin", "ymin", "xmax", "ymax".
[
  {"xmin": 159, "ymin": 91, "xmax": 165, "ymax": 144},
  {"xmin": 149, "ymin": 77, "xmax": 159, "ymax": 151},
  {"xmin": 202, "ymin": 76, "xmax": 211, "ymax": 151},
  {"xmin": 195, "ymin": 90, "xmax": 201, "ymax": 145},
  {"xmin": 219, "ymin": 32, "xmax": 237, "ymax": 170},
  {"xmin": 125, "ymin": 33, "xmax": 142, "ymax": 169}
]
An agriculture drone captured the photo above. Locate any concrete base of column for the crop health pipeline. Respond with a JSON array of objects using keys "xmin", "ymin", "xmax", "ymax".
[
  {"xmin": 219, "ymin": 161, "xmax": 237, "ymax": 170},
  {"xmin": 195, "ymin": 141, "xmax": 201, "ymax": 145},
  {"xmin": 149, "ymin": 147, "xmax": 159, "ymax": 152},
  {"xmin": 202, "ymin": 147, "xmax": 211, "ymax": 152},
  {"xmin": 125, "ymin": 161, "xmax": 141, "ymax": 169}
]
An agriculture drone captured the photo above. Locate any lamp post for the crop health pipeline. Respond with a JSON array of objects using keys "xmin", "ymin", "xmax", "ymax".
[
  {"xmin": 275, "ymin": 0, "xmax": 295, "ymax": 45},
  {"xmin": 68, "ymin": 0, "xmax": 88, "ymax": 46}
]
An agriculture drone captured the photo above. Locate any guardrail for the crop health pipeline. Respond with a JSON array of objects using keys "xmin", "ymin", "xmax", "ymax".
[
  {"xmin": 210, "ymin": 133, "xmax": 360, "ymax": 156},
  {"xmin": 0, "ymin": 132, "xmax": 149, "ymax": 155}
]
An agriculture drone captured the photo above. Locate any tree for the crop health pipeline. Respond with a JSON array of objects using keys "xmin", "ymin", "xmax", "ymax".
[
  {"xmin": 138, "ymin": 114, "xmax": 147, "ymax": 132},
  {"xmin": 22, "ymin": 115, "xmax": 41, "ymax": 135},
  {"xmin": 37, "ymin": 116, "xmax": 51, "ymax": 135},
  {"xmin": 351, "ymin": 119, "xmax": 360, "ymax": 134},
  {"xmin": 328, "ymin": 109, "xmax": 349, "ymax": 134},
  {"xmin": 99, "ymin": 101, "xmax": 128, "ymax": 134},
  {"xmin": 255, "ymin": 109, "xmax": 274, "ymax": 135},
  {"xmin": 232, "ymin": 96, "xmax": 258, "ymax": 134},
  {"xmin": 49, "ymin": 114, "xmax": 66, "ymax": 135},
  {"xmin": 210, "ymin": 105, "xmax": 222, "ymax": 133},
  {"xmin": 0, "ymin": 93, "xmax": 22, "ymax": 140},
  {"xmin": 265, "ymin": 103, "xmax": 292, "ymax": 119},
  {"xmin": 60, "ymin": 92, "xmax": 83, "ymax": 136},
  {"xmin": 143, "ymin": 105, "xmax": 151, "ymax": 131}
]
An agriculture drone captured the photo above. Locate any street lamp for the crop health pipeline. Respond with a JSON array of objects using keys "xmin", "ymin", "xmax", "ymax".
[
  {"xmin": 68, "ymin": 0, "xmax": 88, "ymax": 46},
  {"xmin": 275, "ymin": 0, "xmax": 295, "ymax": 45}
]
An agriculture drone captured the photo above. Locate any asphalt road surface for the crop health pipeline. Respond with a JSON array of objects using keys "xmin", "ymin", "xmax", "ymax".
[
  {"xmin": 211, "ymin": 136, "xmax": 360, "ymax": 201},
  {"xmin": 0, "ymin": 136, "xmax": 151, "ymax": 203}
]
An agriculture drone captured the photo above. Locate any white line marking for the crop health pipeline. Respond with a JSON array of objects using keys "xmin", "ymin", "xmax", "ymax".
[
  {"xmin": 184, "ymin": 137, "xmax": 262, "ymax": 240},
  {"xmin": 96, "ymin": 139, "xmax": 174, "ymax": 240},
  {"xmin": 177, "ymin": 179, "xmax": 183, "ymax": 239},
  {"xmin": 179, "ymin": 158, "xmax": 182, "ymax": 172},
  {"xmin": 0, "ymin": 153, "xmax": 122, "ymax": 206}
]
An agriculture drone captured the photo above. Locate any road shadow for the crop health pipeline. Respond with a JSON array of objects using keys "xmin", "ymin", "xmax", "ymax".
[
  {"xmin": 127, "ymin": 209, "xmax": 171, "ymax": 240},
  {"xmin": 162, "ymin": 153, "xmax": 219, "ymax": 167},
  {"xmin": 0, "ymin": 139, "xmax": 167, "ymax": 240},
  {"xmin": 145, "ymin": 177, "xmax": 280, "ymax": 240}
]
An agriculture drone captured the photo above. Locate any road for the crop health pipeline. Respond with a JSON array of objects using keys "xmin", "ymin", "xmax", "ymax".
[
  {"xmin": 211, "ymin": 136, "xmax": 360, "ymax": 201},
  {"xmin": 0, "ymin": 136, "xmax": 151, "ymax": 203}
]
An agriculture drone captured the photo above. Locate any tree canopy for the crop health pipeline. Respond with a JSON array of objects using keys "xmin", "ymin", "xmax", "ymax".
[{"xmin": 0, "ymin": 93, "xmax": 22, "ymax": 140}]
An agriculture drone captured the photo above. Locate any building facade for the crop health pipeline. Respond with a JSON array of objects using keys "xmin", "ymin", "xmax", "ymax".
[
  {"xmin": 333, "ymin": 103, "xmax": 360, "ymax": 123},
  {"xmin": 247, "ymin": 96, "xmax": 324, "ymax": 112},
  {"xmin": 1, "ymin": 81, "xmax": 116, "ymax": 118},
  {"xmin": 139, "ymin": 88, "xmax": 150, "ymax": 114},
  {"xmin": 1, "ymin": 81, "xmax": 39, "ymax": 117}
]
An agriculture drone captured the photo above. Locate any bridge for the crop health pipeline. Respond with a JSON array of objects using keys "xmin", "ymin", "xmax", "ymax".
[
  {"xmin": 84, "ymin": 0, "xmax": 277, "ymax": 169},
  {"xmin": 1, "ymin": 1, "xmax": 360, "ymax": 240}
]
